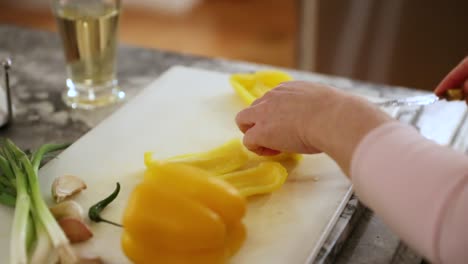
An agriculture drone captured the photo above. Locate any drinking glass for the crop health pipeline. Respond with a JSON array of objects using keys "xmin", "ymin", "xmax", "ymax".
[{"xmin": 52, "ymin": 0, "xmax": 125, "ymax": 109}]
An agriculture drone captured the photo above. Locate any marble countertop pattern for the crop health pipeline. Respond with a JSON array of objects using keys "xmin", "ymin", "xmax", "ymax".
[{"xmin": 1, "ymin": 25, "xmax": 466, "ymax": 264}]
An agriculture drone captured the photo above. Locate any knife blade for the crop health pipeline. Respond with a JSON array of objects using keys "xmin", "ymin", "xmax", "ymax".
[
  {"xmin": 375, "ymin": 88, "xmax": 463, "ymax": 107},
  {"xmin": 375, "ymin": 94, "xmax": 440, "ymax": 107}
]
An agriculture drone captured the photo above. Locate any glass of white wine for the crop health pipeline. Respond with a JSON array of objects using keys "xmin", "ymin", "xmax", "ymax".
[{"xmin": 52, "ymin": 0, "xmax": 125, "ymax": 109}]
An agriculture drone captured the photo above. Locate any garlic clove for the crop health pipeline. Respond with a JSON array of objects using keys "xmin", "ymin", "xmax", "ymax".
[
  {"xmin": 52, "ymin": 175, "xmax": 87, "ymax": 203},
  {"xmin": 49, "ymin": 200, "xmax": 84, "ymax": 221},
  {"xmin": 58, "ymin": 217, "xmax": 93, "ymax": 243}
]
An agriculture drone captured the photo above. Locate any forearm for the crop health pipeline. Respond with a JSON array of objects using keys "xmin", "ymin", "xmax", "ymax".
[{"xmin": 351, "ymin": 122, "xmax": 468, "ymax": 263}]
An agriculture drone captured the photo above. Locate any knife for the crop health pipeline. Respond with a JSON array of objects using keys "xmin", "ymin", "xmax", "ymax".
[{"xmin": 375, "ymin": 88, "xmax": 464, "ymax": 107}]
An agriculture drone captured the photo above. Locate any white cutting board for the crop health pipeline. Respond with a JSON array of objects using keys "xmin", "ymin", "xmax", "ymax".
[{"xmin": 1, "ymin": 66, "xmax": 364, "ymax": 263}]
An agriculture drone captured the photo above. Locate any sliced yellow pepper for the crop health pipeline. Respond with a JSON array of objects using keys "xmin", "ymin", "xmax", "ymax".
[
  {"xmin": 230, "ymin": 70, "xmax": 293, "ymax": 105},
  {"xmin": 218, "ymin": 162, "xmax": 288, "ymax": 197},
  {"xmin": 152, "ymin": 139, "xmax": 249, "ymax": 175},
  {"xmin": 145, "ymin": 139, "xmax": 298, "ymax": 197},
  {"xmin": 122, "ymin": 162, "xmax": 247, "ymax": 264},
  {"xmin": 149, "ymin": 138, "xmax": 300, "ymax": 172}
]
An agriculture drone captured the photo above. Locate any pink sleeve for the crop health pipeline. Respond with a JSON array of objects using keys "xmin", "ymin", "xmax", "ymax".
[{"xmin": 350, "ymin": 122, "xmax": 468, "ymax": 264}]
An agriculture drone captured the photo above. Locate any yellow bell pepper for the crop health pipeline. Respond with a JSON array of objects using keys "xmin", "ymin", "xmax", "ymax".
[
  {"xmin": 144, "ymin": 162, "xmax": 246, "ymax": 224},
  {"xmin": 151, "ymin": 139, "xmax": 249, "ymax": 175},
  {"xmin": 218, "ymin": 162, "xmax": 288, "ymax": 197},
  {"xmin": 122, "ymin": 162, "xmax": 247, "ymax": 264},
  {"xmin": 230, "ymin": 70, "xmax": 293, "ymax": 105},
  {"xmin": 121, "ymin": 222, "xmax": 245, "ymax": 264}
]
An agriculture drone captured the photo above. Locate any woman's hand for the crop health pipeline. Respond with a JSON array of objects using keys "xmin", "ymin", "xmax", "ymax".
[
  {"xmin": 434, "ymin": 56, "xmax": 468, "ymax": 104},
  {"xmin": 235, "ymin": 81, "xmax": 393, "ymax": 174}
]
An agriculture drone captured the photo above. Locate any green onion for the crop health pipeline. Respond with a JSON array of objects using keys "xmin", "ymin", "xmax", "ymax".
[
  {"xmin": 10, "ymin": 193, "xmax": 31, "ymax": 264},
  {"xmin": 0, "ymin": 154, "xmax": 15, "ymax": 186},
  {"xmin": 3, "ymin": 142, "xmax": 32, "ymax": 264},
  {"xmin": 0, "ymin": 193, "xmax": 15, "ymax": 207},
  {"xmin": 30, "ymin": 205, "xmax": 55, "ymax": 263},
  {"xmin": 0, "ymin": 139, "xmax": 76, "ymax": 263},
  {"xmin": 31, "ymin": 143, "xmax": 71, "ymax": 173}
]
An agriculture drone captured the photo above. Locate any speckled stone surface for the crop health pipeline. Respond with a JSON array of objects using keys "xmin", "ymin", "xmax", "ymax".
[{"xmin": 1, "ymin": 25, "xmax": 466, "ymax": 264}]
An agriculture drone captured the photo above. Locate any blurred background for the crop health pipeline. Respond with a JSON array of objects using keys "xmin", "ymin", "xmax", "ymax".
[{"xmin": 1, "ymin": 0, "xmax": 467, "ymax": 91}]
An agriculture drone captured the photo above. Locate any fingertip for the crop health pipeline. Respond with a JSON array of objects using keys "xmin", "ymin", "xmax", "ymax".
[
  {"xmin": 242, "ymin": 128, "xmax": 280, "ymax": 156},
  {"xmin": 242, "ymin": 135, "xmax": 257, "ymax": 154},
  {"xmin": 464, "ymin": 86, "xmax": 468, "ymax": 105},
  {"xmin": 463, "ymin": 81, "xmax": 468, "ymax": 104},
  {"xmin": 237, "ymin": 121, "xmax": 253, "ymax": 134},
  {"xmin": 435, "ymin": 80, "xmax": 456, "ymax": 97},
  {"xmin": 236, "ymin": 110, "xmax": 252, "ymax": 133},
  {"xmin": 247, "ymin": 146, "xmax": 281, "ymax": 157},
  {"xmin": 242, "ymin": 126, "xmax": 264, "ymax": 152},
  {"xmin": 434, "ymin": 81, "xmax": 448, "ymax": 96},
  {"xmin": 240, "ymin": 124, "xmax": 254, "ymax": 134},
  {"xmin": 256, "ymin": 147, "xmax": 281, "ymax": 156},
  {"xmin": 434, "ymin": 86, "xmax": 444, "ymax": 96},
  {"xmin": 235, "ymin": 109, "xmax": 244, "ymax": 124},
  {"xmin": 436, "ymin": 57, "xmax": 468, "ymax": 96}
]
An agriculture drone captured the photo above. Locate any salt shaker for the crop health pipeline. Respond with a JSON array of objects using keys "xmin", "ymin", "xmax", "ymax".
[{"xmin": 0, "ymin": 58, "xmax": 12, "ymax": 128}]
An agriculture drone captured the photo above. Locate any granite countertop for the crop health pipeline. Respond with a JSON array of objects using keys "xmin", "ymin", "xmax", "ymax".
[{"xmin": 1, "ymin": 25, "xmax": 467, "ymax": 264}]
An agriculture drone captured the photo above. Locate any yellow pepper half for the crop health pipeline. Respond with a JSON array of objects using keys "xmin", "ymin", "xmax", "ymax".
[
  {"xmin": 230, "ymin": 70, "xmax": 293, "ymax": 105},
  {"xmin": 218, "ymin": 162, "xmax": 288, "ymax": 197},
  {"xmin": 122, "ymin": 162, "xmax": 247, "ymax": 264},
  {"xmin": 153, "ymin": 139, "xmax": 249, "ymax": 175},
  {"xmin": 144, "ymin": 162, "xmax": 246, "ymax": 224}
]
